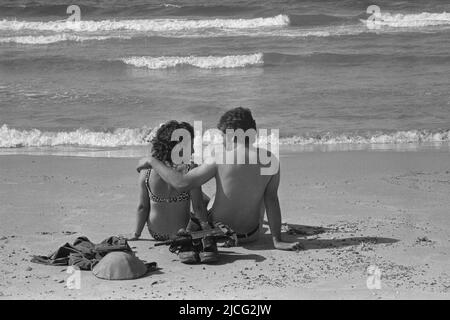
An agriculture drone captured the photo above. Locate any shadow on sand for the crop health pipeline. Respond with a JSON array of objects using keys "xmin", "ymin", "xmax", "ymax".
[
  {"xmin": 138, "ymin": 263, "xmax": 165, "ymax": 278},
  {"xmin": 213, "ymin": 250, "xmax": 266, "ymax": 265},
  {"xmin": 280, "ymin": 223, "xmax": 333, "ymax": 236},
  {"xmin": 243, "ymin": 223, "xmax": 399, "ymax": 251}
]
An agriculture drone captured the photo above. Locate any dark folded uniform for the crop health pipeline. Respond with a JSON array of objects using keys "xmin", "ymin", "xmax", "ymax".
[{"xmin": 31, "ymin": 236, "xmax": 131, "ymax": 270}]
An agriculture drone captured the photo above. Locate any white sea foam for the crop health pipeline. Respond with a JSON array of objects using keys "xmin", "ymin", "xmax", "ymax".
[
  {"xmin": 278, "ymin": 130, "xmax": 450, "ymax": 145},
  {"xmin": 120, "ymin": 53, "xmax": 264, "ymax": 69},
  {"xmin": 0, "ymin": 34, "xmax": 130, "ymax": 44},
  {"xmin": 162, "ymin": 3, "xmax": 182, "ymax": 8},
  {"xmin": 1, "ymin": 125, "xmax": 449, "ymax": 148},
  {"xmin": 0, "ymin": 125, "xmax": 151, "ymax": 148},
  {"xmin": 376, "ymin": 12, "xmax": 450, "ymax": 28},
  {"xmin": 0, "ymin": 15, "xmax": 289, "ymax": 32}
]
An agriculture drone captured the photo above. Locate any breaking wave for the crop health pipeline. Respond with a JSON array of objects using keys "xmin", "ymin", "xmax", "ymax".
[
  {"xmin": 278, "ymin": 130, "xmax": 450, "ymax": 145},
  {"xmin": 120, "ymin": 53, "xmax": 264, "ymax": 69},
  {"xmin": 0, "ymin": 14, "xmax": 289, "ymax": 32},
  {"xmin": 0, "ymin": 33, "xmax": 130, "ymax": 44},
  {"xmin": 0, "ymin": 125, "xmax": 152, "ymax": 148},
  {"xmin": 376, "ymin": 12, "xmax": 450, "ymax": 28},
  {"xmin": 1, "ymin": 125, "xmax": 449, "ymax": 148}
]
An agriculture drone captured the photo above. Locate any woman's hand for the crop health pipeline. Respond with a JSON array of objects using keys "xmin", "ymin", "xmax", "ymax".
[{"xmin": 136, "ymin": 157, "xmax": 153, "ymax": 173}]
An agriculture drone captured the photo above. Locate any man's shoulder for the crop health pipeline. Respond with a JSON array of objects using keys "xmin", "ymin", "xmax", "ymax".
[{"xmin": 256, "ymin": 147, "xmax": 280, "ymax": 170}]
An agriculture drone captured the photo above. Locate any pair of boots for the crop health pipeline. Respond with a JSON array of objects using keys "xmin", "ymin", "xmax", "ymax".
[{"xmin": 177, "ymin": 218, "xmax": 219, "ymax": 264}]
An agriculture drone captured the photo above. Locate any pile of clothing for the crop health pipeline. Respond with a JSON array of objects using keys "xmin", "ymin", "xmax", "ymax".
[{"xmin": 31, "ymin": 236, "xmax": 156, "ymax": 280}]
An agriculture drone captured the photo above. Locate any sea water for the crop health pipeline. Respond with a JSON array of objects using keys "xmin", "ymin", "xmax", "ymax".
[{"xmin": 0, "ymin": 0, "xmax": 449, "ymax": 156}]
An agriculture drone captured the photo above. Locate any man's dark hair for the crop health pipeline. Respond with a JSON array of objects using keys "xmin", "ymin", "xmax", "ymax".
[
  {"xmin": 217, "ymin": 107, "xmax": 257, "ymax": 133},
  {"xmin": 151, "ymin": 120, "xmax": 194, "ymax": 165}
]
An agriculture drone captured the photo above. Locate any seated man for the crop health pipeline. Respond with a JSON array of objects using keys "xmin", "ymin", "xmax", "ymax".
[{"xmin": 137, "ymin": 107, "xmax": 300, "ymax": 251}]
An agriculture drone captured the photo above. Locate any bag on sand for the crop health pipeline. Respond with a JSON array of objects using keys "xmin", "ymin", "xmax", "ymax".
[{"xmin": 92, "ymin": 251, "xmax": 156, "ymax": 280}]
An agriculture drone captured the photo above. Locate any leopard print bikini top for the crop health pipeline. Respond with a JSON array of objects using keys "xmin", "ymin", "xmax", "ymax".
[{"xmin": 144, "ymin": 166, "xmax": 192, "ymax": 203}]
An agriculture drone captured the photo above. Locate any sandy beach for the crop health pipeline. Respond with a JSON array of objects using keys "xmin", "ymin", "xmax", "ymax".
[{"xmin": 1, "ymin": 150, "xmax": 449, "ymax": 300}]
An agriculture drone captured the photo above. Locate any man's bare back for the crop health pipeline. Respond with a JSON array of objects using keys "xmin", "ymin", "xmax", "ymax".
[{"xmin": 209, "ymin": 146, "xmax": 272, "ymax": 238}]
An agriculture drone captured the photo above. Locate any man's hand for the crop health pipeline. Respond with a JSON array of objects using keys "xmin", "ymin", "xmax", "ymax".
[
  {"xmin": 136, "ymin": 157, "xmax": 153, "ymax": 173},
  {"xmin": 273, "ymin": 239, "xmax": 303, "ymax": 251}
]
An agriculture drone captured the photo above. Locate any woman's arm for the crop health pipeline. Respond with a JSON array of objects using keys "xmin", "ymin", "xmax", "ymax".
[{"xmin": 132, "ymin": 170, "xmax": 151, "ymax": 239}]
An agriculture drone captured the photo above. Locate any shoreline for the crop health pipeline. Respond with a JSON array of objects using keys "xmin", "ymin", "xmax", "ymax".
[
  {"xmin": 0, "ymin": 141, "xmax": 449, "ymax": 159},
  {"xmin": 1, "ymin": 151, "xmax": 449, "ymax": 299}
]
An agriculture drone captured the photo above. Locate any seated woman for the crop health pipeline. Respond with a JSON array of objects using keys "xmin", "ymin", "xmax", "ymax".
[{"xmin": 127, "ymin": 120, "xmax": 217, "ymax": 264}]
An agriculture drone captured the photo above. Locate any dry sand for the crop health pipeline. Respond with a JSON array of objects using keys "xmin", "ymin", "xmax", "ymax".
[{"xmin": 1, "ymin": 150, "xmax": 449, "ymax": 299}]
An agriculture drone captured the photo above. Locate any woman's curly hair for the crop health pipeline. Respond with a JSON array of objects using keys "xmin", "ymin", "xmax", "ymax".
[{"xmin": 150, "ymin": 120, "xmax": 194, "ymax": 165}]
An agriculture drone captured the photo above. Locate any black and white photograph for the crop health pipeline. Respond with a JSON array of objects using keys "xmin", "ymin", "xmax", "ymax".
[{"xmin": 0, "ymin": 0, "xmax": 449, "ymax": 302}]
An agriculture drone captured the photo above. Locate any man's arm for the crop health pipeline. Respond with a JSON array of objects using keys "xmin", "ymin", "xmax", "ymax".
[
  {"xmin": 264, "ymin": 167, "xmax": 301, "ymax": 251},
  {"xmin": 138, "ymin": 157, "xmax": 217, "ymax": 192}
]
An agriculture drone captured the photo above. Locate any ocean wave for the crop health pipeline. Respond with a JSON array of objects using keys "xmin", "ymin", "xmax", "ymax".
[
  {"xmin": 278, "ymin": 130, "xmax": 450, "ymax": 145},
  {"xmin": 1, "ymin": 125, "xmax": 449, "ymax": 148},
  {"xmin": 120, "ymin": 53, "xmax": 264, "ymax": 69},
  {"xmin": 0, "ymin": 125, "xmax": 152, "ymax": 148},
  {"xmin": 162, "ymin": 4, "xmax": 182, "ymax": 9},
  {"xmin": 289, "ymin": 14, "xmax": 353, "ymax": 27},
  {"xmin": 0, "ymin": 14, "xmax": 289, "ymax": 32},
  {"xmin": 0, "ymin": 33, "xmax": 130, "ymax": 44},
  {"xmin": 369, "ymin": 12, "xmax": 450, "ymax": 28}
]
